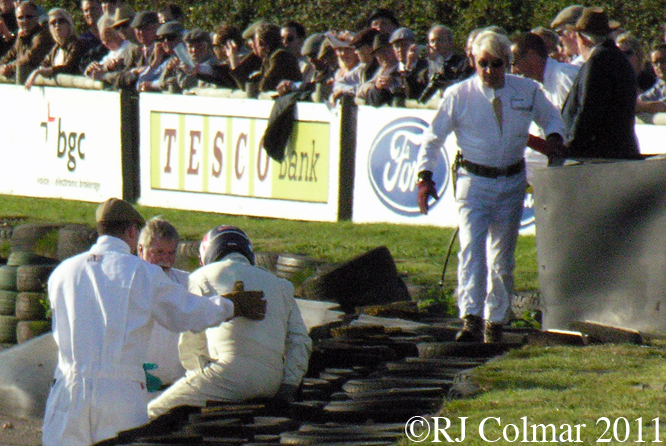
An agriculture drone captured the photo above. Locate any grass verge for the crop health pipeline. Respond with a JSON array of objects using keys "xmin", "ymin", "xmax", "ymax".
[
  {"xmin": 0, "ymin": 195, "xmax": 539, "ymax": 309},
  {"xmin": 399, "ymin": 343, "xmax": 666, "ymax": 445}
]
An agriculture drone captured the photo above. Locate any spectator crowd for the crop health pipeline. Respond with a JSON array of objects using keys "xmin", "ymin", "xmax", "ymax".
[{"xmin": 1, "ymin": 0, "xmax": 665, "ymax": 110}]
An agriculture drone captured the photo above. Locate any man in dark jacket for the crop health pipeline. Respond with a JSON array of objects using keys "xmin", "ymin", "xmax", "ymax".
[
  {"xmin": 253, "ymin": 23, "xmax": 301, "ymax": 92},
  {"xmin": 560, "ymin": 6, "xmax": 640, "ymax": 159},
  {"xmin": 0, "ymin": 1, "xmax": 53, "ymax": 83}
]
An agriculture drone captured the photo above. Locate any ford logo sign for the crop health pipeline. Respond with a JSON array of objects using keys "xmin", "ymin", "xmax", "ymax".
[{"xmin": 368, "ymin": 117, "xmax": 449, "ymax": 216}]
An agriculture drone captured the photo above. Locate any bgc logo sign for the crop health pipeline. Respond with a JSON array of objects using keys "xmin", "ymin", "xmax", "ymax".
[{"xmin": 368, "ymin": 117, "xmax": 449, "ymax": 216}]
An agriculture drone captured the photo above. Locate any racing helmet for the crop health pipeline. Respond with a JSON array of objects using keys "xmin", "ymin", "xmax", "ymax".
[{"xmin": 199, "ymin": 225, "xmax": 255, "ymax": 266}]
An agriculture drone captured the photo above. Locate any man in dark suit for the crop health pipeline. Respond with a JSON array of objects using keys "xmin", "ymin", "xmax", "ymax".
[{"xmin": 560, "ymin": 6, "xmax": 641, "ymax": 160}]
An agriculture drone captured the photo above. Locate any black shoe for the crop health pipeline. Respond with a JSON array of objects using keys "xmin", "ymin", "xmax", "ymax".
[
  {"xmin": 455, "ymin": 314, "xmax": 483, "ymax": 342},
  {"xmin": 484, "ymin": 321, "xmax": 503, "ymax": 343}
]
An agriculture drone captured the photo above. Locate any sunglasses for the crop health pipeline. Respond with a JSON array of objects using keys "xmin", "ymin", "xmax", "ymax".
[
  {"xmin": 477, "ymin": 59, "xmax": 505, "ymax": 69},
  {"xmin": 16, "ymin": 14, "xmax": 35, "ymax": 21},
  {"xmin": 283, "ymin": 35, "xmax": 295, "ymax": 43},
  {"xmin": 158, "ymin": 35, "xmax": 178, "ymax": 42},
  {"xmin": 49, "ymin": 17, "xmax": 68, "ymax": 27}
]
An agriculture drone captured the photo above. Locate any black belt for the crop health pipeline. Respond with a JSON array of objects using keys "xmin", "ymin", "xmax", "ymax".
[{"xmin": 461, "ymin": 159, "xmax": 525, "ymax": 179}]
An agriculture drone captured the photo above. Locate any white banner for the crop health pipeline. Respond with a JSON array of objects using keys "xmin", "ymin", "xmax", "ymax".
[
  {"xmin": 352, "ymin": 106, "xmax": 538, "ymax": 234},
  {"xmin": 0, "ymin": 85, "xmax": 124, "ymax": 201},
  {"xmin": 138, "ymin": 94, "xmax": 342, "ymax": 222}
]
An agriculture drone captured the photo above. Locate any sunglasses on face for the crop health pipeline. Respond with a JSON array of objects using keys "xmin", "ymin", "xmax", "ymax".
[
  {"xmin": 477, "ymin": 59, "xmax": 505, "ymax": 69},
  {"xmin": 17, "ymin": 14, "xmax": 35, "ymax": 21},
  {"xmin": 49, "ymin": 17, "xmax": 68, "ymax": 27},
  {"xmin": 158, "ymin": 35, "xmax": 178, "ymax": 42},
  {"xmin": 283, "ymin": 35, "xmax": 295, "ymax": 43}
]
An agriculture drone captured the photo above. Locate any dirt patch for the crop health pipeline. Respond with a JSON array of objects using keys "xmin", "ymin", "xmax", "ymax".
[{"xmin": 0, "ymin": 415, "xmax": 42, "ymax": 446}]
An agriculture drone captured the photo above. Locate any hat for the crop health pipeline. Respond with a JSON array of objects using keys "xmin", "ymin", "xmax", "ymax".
[
  {"xmin": 550, "ymin": 5, "xmax": 584, "ymax": 31},
  {"xmin": 366, "ymin": 8, "xmax": 399, "ymax": 28},
  {"xmin": 184, "ymin": 28, "xmax": 210, "ymax": 44},
  {"xmin": 241, "ymin": 19, "xmax": 266, "ymax": 40},
  {"xmin": 326, "ymin": 34, "xmax": 353, "ymax": 49},
  {"xmin": 156, "ymin": 20, "xmax": 184, "ymax": 38},
  {"xmin": 371, "ymin": 33, "xmax": 391, "ymax": 53},
  {"xmin": 389, "ymin": 27, "xmax": 415, "ymax": 44},
  {"xmin": 96, "ymin": 198, "xmax": 146, "ymax": 226},
  {"xmin": 574, "ymin": 7, "xmax": 618, "ymax": 37},
  {"xmin": 351, "ymin": 28, "xmax": 380, "ymax": 49},
  {"xmin": 301, "ymin": 33, "xmax": 326, "ymax": 57},
  {"xmin": 131, "ymin": 11, "xmax": 158, "ymax": 29},
  {"xmin": 110, "ymin": 4, "xmax": 134, "ymax": 29}
]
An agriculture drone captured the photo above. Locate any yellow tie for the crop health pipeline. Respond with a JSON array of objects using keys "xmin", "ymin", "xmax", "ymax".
[{"xmin": 492, "ymin": 96, "xmax": 503, "ymax": 133}]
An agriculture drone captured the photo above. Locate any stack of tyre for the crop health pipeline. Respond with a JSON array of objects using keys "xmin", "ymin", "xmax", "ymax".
[{"xmin": 0, "ymin": 223, "xmax": 97, "ymax": 348}]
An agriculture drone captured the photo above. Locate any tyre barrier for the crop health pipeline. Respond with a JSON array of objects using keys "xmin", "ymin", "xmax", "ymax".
[
  {"xmin": 0, "ymin": 265, "xmax": 18, "ymax": 291},
  {"xmin": 10, "ymin": 223, "xmax": 61, "ymax": 257},
  {"xmin": 56, "ymin": 224, "xmax": 97, "ymax": 261},
  {"xmin": 255, "ymin": 252, "xmax": 279, "ymax": 273},
  {"xmin": 303, "ymin": 246, "xmax": 411, "ymax": 313},
  {"xmin": 16, "ymin": 320, "xmax": 51, "ymax": 344},
  {"xmin": 93, "ymin": 316, "xmax": 531, "ymax": 446},
  {"xmin": 16, "ymin": 264, "xmax": 57, "ymax": 293},
  {"xmin": 275, "ymin": 253, "xmax": 320, "ymax": 282},
  {"xmin": 0, "ymin": 315, "xmax": 18, "ymax": 344},
  {"xmin": 0, "ymin": 290, "xmax": 17, "ymax": 316},
  {"xmin": 7, "ymin": 251, "xmax": 59, "ymax": 267},
  {"xmin": 15, "ymin": 292, "xmax": 47, "ymax": 321}
]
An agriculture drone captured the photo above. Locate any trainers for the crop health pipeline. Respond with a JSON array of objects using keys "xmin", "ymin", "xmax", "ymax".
[
  {"xmin": 484, "ymin": 321, "xmax": 503, "ymax": 343},
  {"xmin": 455, "ymin": 314, "xmax": 483, "ymax": 342}
]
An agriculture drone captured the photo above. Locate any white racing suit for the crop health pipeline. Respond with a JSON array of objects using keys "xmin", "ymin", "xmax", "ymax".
[
  {"xmin": 42, "ymin": 236, "xmax": 235, "ymax": 446},
  {"xmin": 147, "ymin": 253, "xmax": 312, "ymax": 418}
]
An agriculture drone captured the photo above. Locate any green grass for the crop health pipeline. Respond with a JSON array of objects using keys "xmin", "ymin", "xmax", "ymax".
[
  {"xmin": 0, "ymin": 194, "xmax": 539, "ymax": 307},
  {"xmin": 399, "ymin": 344, "xmax": 666, "ymax": 445},
  {"xmin": 5, "ymin": 195, "xmax": 666, "ymax": 442}
]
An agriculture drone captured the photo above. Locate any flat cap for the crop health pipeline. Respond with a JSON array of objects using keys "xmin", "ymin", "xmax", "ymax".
[
  {"xmin": 367, "ymin": 8, "xmax": 399, "ymax": 28},
  {"xmin": 156, "ymin": 20, "xmax": 184, "ymax": 38},
  {"xmin": 301, "ymin": 33, "xmax": 326, "ymax": 57},
  {"xmin": 96, "ymin": 198, "xmax": 146, "ymax": 226},
  {"xmin": 242, "ymin": 19, "xmax": 266, "ymax": 40},
  {"xmin": 131, "ymin": 11, "xmax": 158, "ymax": 29},
  {"xmin": 184, "ymin": 28, "xmax": 211, "ymax": 44},
  {"xmin": 389, "ymin": 27, "xmax": 415, "ymax": 44},
  {"xmin": 574, "ymin": 6, "xmax": 619, "ymax": 37},
  {"xmin": 111, "ymin": 4, "xmax": 134, "ymax": 28},
  {"xmin": 371, "ymin": 33, "xmax": 391, "ymax": 53},
  {"xmin": 351, "ymin": 28, "xmax": 380, "ymax": 48},
  {"xmin": 550, "ymin": 5, "xmax": 584, "ymax": 31}
]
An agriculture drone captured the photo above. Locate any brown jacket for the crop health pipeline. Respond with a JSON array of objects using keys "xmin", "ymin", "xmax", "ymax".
[
  {"xmin": 0, "ymin": 23, "xmax": 53, "ymax": 77},
  {"xmin": 40, "ymin": 36, "xmax": 87, "ymax": 76},
  {"xmin": 259, "ymin": 47, "xmax": 302, "ymax": 92}
]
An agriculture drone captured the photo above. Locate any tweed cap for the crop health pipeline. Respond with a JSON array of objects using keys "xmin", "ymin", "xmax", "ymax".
[
  {"xmin": 389, "ymin": 27, "xmax": 415, "ymax": 44},
  {"xmin": 184, "ymin": 28, "xmax": 210, "ymax": 43},
  {"xmin": 550, "ymin": 5, "xmax": 584, "ymax": 31},
  {"xmin": 131, "ymin": 11, "xmax": 159, "ymax": 29},
  {"xmin": 241, "ymin": 19, "xmax": 266, "ymax": 40},
  {"xmin": 366, "ymin": 8, "xmax": 399, "ymax": 28},
  {"xmin": 574, "ymin": 6, "xmax": 618, "ymax": 36},
  {"xmin": 96, "ymin": 198, "xmax": 146, "ymax": 226},
  {"xmin": 351, "ymin": 28, "xmax": 380, "ymax": 48},
  {"xmin": 301, "ymin": 33, "xmax": 326, "ymax": 57},
  {"xmin": 371, "ymin": 33, "xmax": 391, "ymax": 53},
  {"xmin": 111, "ymin": 4, "xmax": 134, "ymax": 28},
  {"xmin": 156, "ymin": 20, "xmax": 184, "ymax": 38}
]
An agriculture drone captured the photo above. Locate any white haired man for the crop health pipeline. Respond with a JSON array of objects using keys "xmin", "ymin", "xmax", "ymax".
[
  {"xmin": 416, "ymin": 30, "xmax": 565, "ymax": 343},
  {"xmin": 137, "ymin": 217, "xmax": 188, "ymax": 389},
  {"xmin": 147, "ymin": 225, "xmax": 311, "ymax": 418}
]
